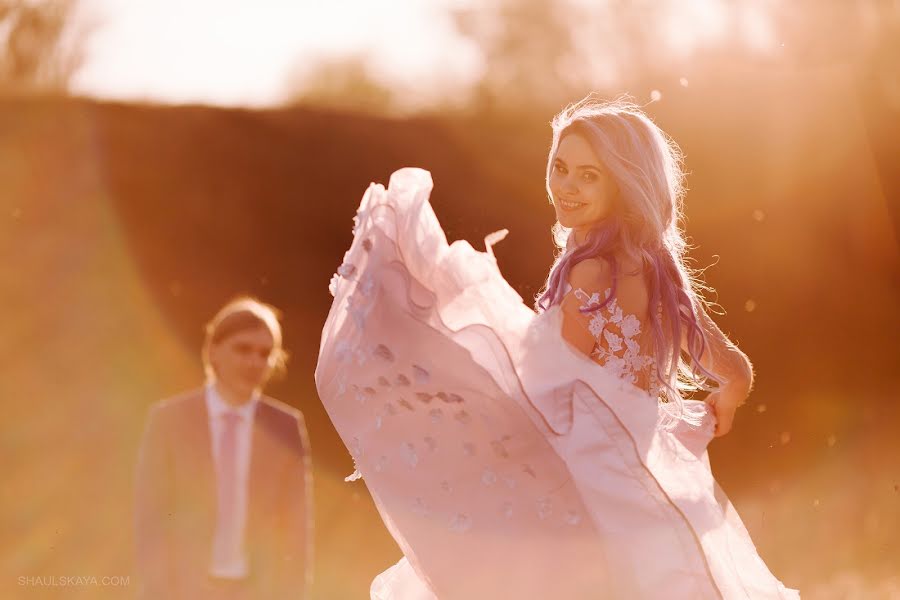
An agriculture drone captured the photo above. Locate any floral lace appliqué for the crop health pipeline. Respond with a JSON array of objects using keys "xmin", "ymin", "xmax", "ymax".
[{"xmin": 573, "ymin": 288, "xmax": 654, "ymax": 386}]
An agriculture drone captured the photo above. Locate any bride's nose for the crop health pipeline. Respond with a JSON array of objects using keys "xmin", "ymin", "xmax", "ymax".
[{"xmin": 561, "ymin": 176, "xmax": 579, "ymax": 195}]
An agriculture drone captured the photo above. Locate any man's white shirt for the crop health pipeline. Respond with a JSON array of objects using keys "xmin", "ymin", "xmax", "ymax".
[{"xmin": 205, "ymin": 383, "xmax": 258, "ymax": 579}]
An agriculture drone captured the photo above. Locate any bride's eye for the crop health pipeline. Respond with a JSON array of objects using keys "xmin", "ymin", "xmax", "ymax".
[
  {"xmin": 554, "ymin": 162, "xmax": 567, "ymax": 174},
  {"xmin": 582, "ymin": 172, "xmax": 597, "ymax": 183}
]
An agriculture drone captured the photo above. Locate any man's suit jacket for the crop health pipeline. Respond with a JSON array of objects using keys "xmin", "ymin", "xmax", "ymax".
[{"xmin": 134, "ymin": 388, "xmax": 312, "ymax": 600}]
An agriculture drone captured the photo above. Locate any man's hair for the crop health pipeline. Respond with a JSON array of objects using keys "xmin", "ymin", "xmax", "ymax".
[{"xmin": 201, "ymin": 296, "xmax": 289, "ymax": 380}]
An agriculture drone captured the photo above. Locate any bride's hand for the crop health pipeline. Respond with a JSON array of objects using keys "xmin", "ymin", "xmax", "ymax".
[{"xmin": 705, "ymin": 387, "xmax": 746, "ymax": 437}]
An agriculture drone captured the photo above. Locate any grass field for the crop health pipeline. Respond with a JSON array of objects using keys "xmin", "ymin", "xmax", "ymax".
[{"xmin": 0, "ymin": 94, "xmax": 897, "ymax": 598}]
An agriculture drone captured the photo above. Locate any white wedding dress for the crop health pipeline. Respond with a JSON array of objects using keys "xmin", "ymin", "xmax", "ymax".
[{"xmin": 315, "ymin": 168, "xmax": 799, "ymax": 599}]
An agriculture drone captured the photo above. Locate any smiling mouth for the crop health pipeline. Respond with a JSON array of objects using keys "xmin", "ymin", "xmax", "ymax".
[{"xmin": 559, "ymin": 199, "xmax": 585, "ymax": 211}]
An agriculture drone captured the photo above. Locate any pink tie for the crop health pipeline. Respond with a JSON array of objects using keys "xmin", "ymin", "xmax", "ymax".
[{"xmin": 216, "ymin": 412, "xmax": 242, "ymax": 556}]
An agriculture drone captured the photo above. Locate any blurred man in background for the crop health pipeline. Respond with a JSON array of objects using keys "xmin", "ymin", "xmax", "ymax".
[{"xmin": 135, "ymin": 297, "xmax": 312, "ymax": 599}]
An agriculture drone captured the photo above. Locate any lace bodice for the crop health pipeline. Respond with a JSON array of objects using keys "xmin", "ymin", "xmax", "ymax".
[{"xmin": 570, "ymin": 287, "xmax": 656, "ymax": 392}]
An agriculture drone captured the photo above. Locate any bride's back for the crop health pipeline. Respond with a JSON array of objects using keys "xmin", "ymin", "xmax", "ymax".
[{"xmin": 560, "ymin": 254, "xmax": 660, "ymax": 393}]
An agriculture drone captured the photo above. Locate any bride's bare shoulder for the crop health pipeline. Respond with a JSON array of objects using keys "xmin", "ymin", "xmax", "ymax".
[
  {"xmin": 568, "ymin": 255, "xmax": 643, "ymax": 290},
  {"xmin": 568, "ymin": 257, "xmax": 613, "ymax": 290}
]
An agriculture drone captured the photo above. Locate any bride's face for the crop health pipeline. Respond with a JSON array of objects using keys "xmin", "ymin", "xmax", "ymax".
[{"xmin": 549, "ymin": 132, "xmax": 618, "ymax": 233}]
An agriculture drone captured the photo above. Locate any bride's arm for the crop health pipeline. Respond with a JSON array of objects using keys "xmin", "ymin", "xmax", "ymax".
[{"xmin": 688, "ymin": 304, "xmax": 754, "ymax": 436}]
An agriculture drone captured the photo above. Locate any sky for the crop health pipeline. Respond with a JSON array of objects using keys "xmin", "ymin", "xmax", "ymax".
[
  {"xmin": 71, "ymin": 0, "xmax": 482, "ymax": 107},
  {"xmin": 67, "ymin": 0, "xmax": 782, "ymax": 109}
]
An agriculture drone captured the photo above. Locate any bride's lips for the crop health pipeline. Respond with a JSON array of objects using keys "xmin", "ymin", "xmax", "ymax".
[{"xmin": 558, "ymin": 198, "xmax": 586, "ymax": 212}]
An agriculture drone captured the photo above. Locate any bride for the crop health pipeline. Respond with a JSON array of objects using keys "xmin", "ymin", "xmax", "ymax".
[{"xmin": 316, "ymin": 97, "xmax": 799, "ymax": 599}]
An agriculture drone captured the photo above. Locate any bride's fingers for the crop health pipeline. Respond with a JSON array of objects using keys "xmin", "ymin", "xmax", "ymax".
[{"xmin": 714, "ymin": 408, "xmax": 735, "ymax": 437}]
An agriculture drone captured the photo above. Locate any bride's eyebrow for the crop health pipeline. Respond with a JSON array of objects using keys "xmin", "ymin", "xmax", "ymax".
[{"xmin": 555, "ymin": 157, "xmax": 601, "ymax": 171}]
